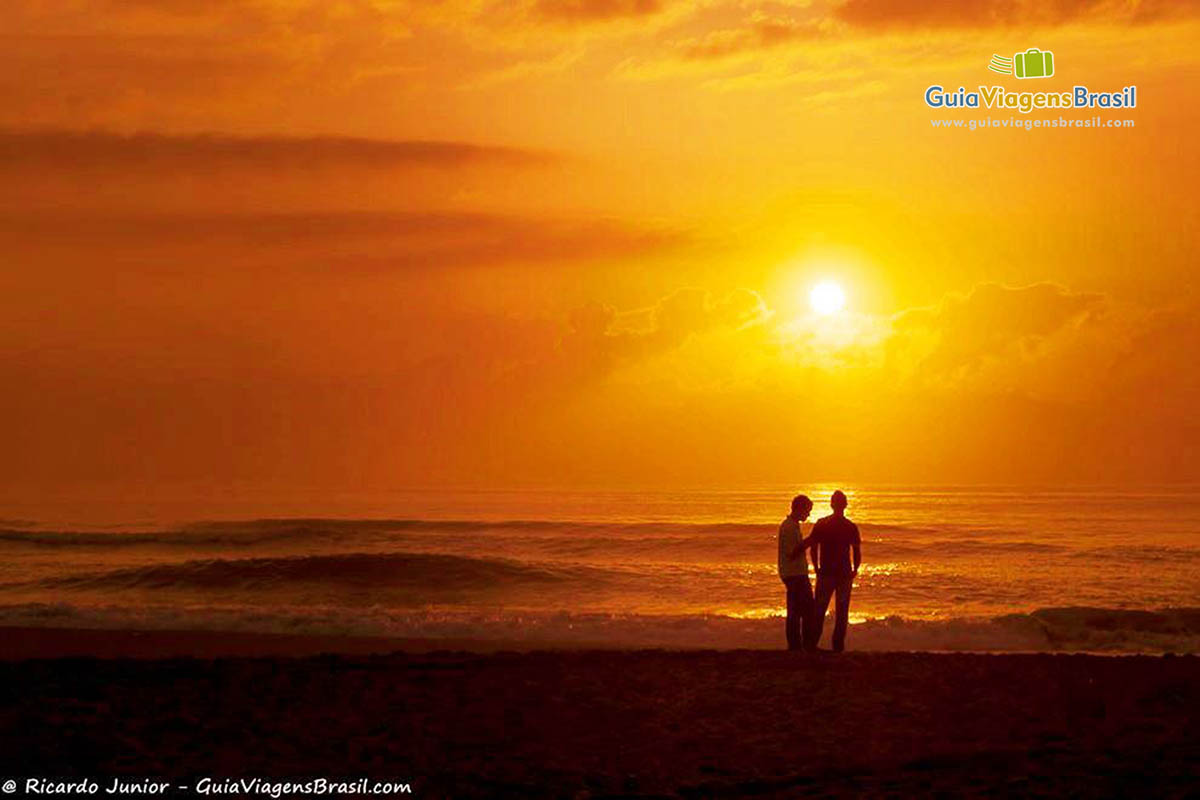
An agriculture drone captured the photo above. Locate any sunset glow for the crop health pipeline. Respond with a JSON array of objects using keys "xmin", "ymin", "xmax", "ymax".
[
  {"xmin": 0, "ymin": 1, "xmax": 1196, "ymax": 502},
  {"xmin": 810, "ymin": 282, "xmax": 847, "ymax": 316},
  {"xmin": 3, "ymin": 3, "xmax": 1199, "ymax": 792}
]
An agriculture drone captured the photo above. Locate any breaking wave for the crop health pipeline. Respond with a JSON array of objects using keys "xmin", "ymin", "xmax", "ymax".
[
  {"xmin": 0, "ymin": 603, "xmax": 1196, "ymax": 653},
  {"xmin": 1, "ymin": 513, "xmax": 1196, "ymax": 654},
  {"xmin": 26, "ymin": 552, "xmax": 599, "ymax": 594}
]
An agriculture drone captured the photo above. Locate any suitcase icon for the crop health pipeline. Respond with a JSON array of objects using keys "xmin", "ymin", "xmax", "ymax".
[{"xmin": 1014, "ymin": 48, "xmax": 1054, "ymax": 79}]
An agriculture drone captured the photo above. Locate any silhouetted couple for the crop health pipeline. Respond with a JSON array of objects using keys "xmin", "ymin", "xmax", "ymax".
[{"xmin": 777, "ymin": 491, "xmax": 861, "ymax": 652}]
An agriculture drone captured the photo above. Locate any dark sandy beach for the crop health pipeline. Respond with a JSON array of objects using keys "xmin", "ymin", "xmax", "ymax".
[{"xmin": 0, "ymin": 628, "xmax": 1197, "ymax": 798}]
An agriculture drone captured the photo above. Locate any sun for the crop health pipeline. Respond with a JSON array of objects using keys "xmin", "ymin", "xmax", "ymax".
[{"xmin": 809, "ymin": 281, "xmax": 846, "ymax": 316}]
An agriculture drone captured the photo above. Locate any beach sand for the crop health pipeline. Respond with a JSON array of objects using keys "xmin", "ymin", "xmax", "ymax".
[{"xmin": 0, "ymin": 627, "xmax": 1197, "ymax": 797}]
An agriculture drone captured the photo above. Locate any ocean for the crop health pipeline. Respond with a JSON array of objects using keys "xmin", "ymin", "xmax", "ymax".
[{"xmin": 2, "ymin": 487, "xmax": 1198, "ymax": 652}]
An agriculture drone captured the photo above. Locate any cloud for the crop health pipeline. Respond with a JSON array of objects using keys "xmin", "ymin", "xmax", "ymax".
[
  {"xmin": 0, "ymin": 130, "xmax": 553, "ymax": 173},
  {"xmin": 887, "ymin": 282, "xmax": 1105, "ymax": 383},
  {"xmin": 834, "ymin": 0, "xmax": 1198, "ymax": 29},
  {"xmin": 678, "ymin": 15, "xmax": 824, "ymax": 61},
  {"xmin": 0, "ymin": 129, "xmax": 565, "ymax": 216},
  {"xmin": 534, "ymin": 0, "xmax": 666, "ymax": 24},
  {"xmin": 0, "ymin": 0, "xmax": 414, "ymax": 127},
  {"xmin": 560, "ymin": 287, "xmax": 771, "ymax": 373},
  {"xmin": 0, "ymin": 210, "xmax": 685, "ymax": 270},
  {"xmin": 1105, "ymin": 305, "xmax": 1200, "ymax": 418},
  {"xmin": 4, "ymin": 266, "xmax": 1199, "ymax": 487},
  {"xmin": 1, "ymin": 0, "xmax": 622, "ymax": 125}
]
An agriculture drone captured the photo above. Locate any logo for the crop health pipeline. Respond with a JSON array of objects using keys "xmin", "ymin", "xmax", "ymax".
[
  {"xmin": 989, "ymin": 48, "xmax": 1055, "ymax": 79},
  {"xmin": 923, "ymin": 47, "xmax": 1136, "ymax": 114}
]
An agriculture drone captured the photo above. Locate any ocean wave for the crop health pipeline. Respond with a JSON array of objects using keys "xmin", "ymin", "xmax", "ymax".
[
  {"xmin": 1076, "ymin": 545, "xmax": 1200, "ymax": 562},
  {"xmin": 4, "ymin": 522, "xmax": 1151, "ymax": 570},
  {"xmin": 855, "ymin": 607, "xmax": 1200, "ymax": 653},
  {"xmin": 0, "ymin": 603, "xmax": 1195, "ymax": 654},
  {"xmin": 0, "ymin": 518, "xmax": 783, "ymax": 546},
  {"xmin": 29, "ymin": 552, "xmax": 598, "ymax": 594},
  {"xmin": 0, "ymin": 517, "xmax": 1088, "ymax": 558}
]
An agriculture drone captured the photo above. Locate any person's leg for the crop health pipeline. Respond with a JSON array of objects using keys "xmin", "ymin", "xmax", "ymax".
[
  {"xmin": 784, "ymin": 579, "xmax": 801, "ymax": 650},
  {"xmin": 797, "ymin": 576, "xmax": 816, "ymax": 651},
  {"xmin": 811, "ymin": 575, "xmax": 835, "ymax": 650},
  {"xmin": 831, "ymin": 575, "xmax": 854, "ymax": 652}
]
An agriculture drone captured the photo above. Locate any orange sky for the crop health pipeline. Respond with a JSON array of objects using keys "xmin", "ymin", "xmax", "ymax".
[{"xmin": 2, "ymin": 0, "xmax": 1199, "ymax": 498}]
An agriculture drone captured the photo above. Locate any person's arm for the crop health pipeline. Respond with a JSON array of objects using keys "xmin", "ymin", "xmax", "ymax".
[
  {"xmin": 851, "ymin": 525, "xmax": 862, "ymax": 577},
  {"xmin": 787, "ymin": 524, "xmax": 803, "ymax": 560},
  {"xmin": 808, "ymin": 524, "xmax": 820, "ymax": 573}
]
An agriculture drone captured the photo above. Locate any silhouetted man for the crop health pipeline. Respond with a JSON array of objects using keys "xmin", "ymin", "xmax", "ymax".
[
  {"xmin": 777, "ymin": 494, "xmax": 814, "ymax": 651},
  {"xmin": 810, "ymin": 490, "xmax": 861, "ymax": 652}
]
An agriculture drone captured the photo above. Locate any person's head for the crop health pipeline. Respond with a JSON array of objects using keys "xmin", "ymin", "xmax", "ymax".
[
  {"xmin": 831, "ymin": 490, "xmax": 848, "ymax": 514},
  {"xmin": 790, "ymin": 494, "xmax": 813, "ymax": 520}
]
